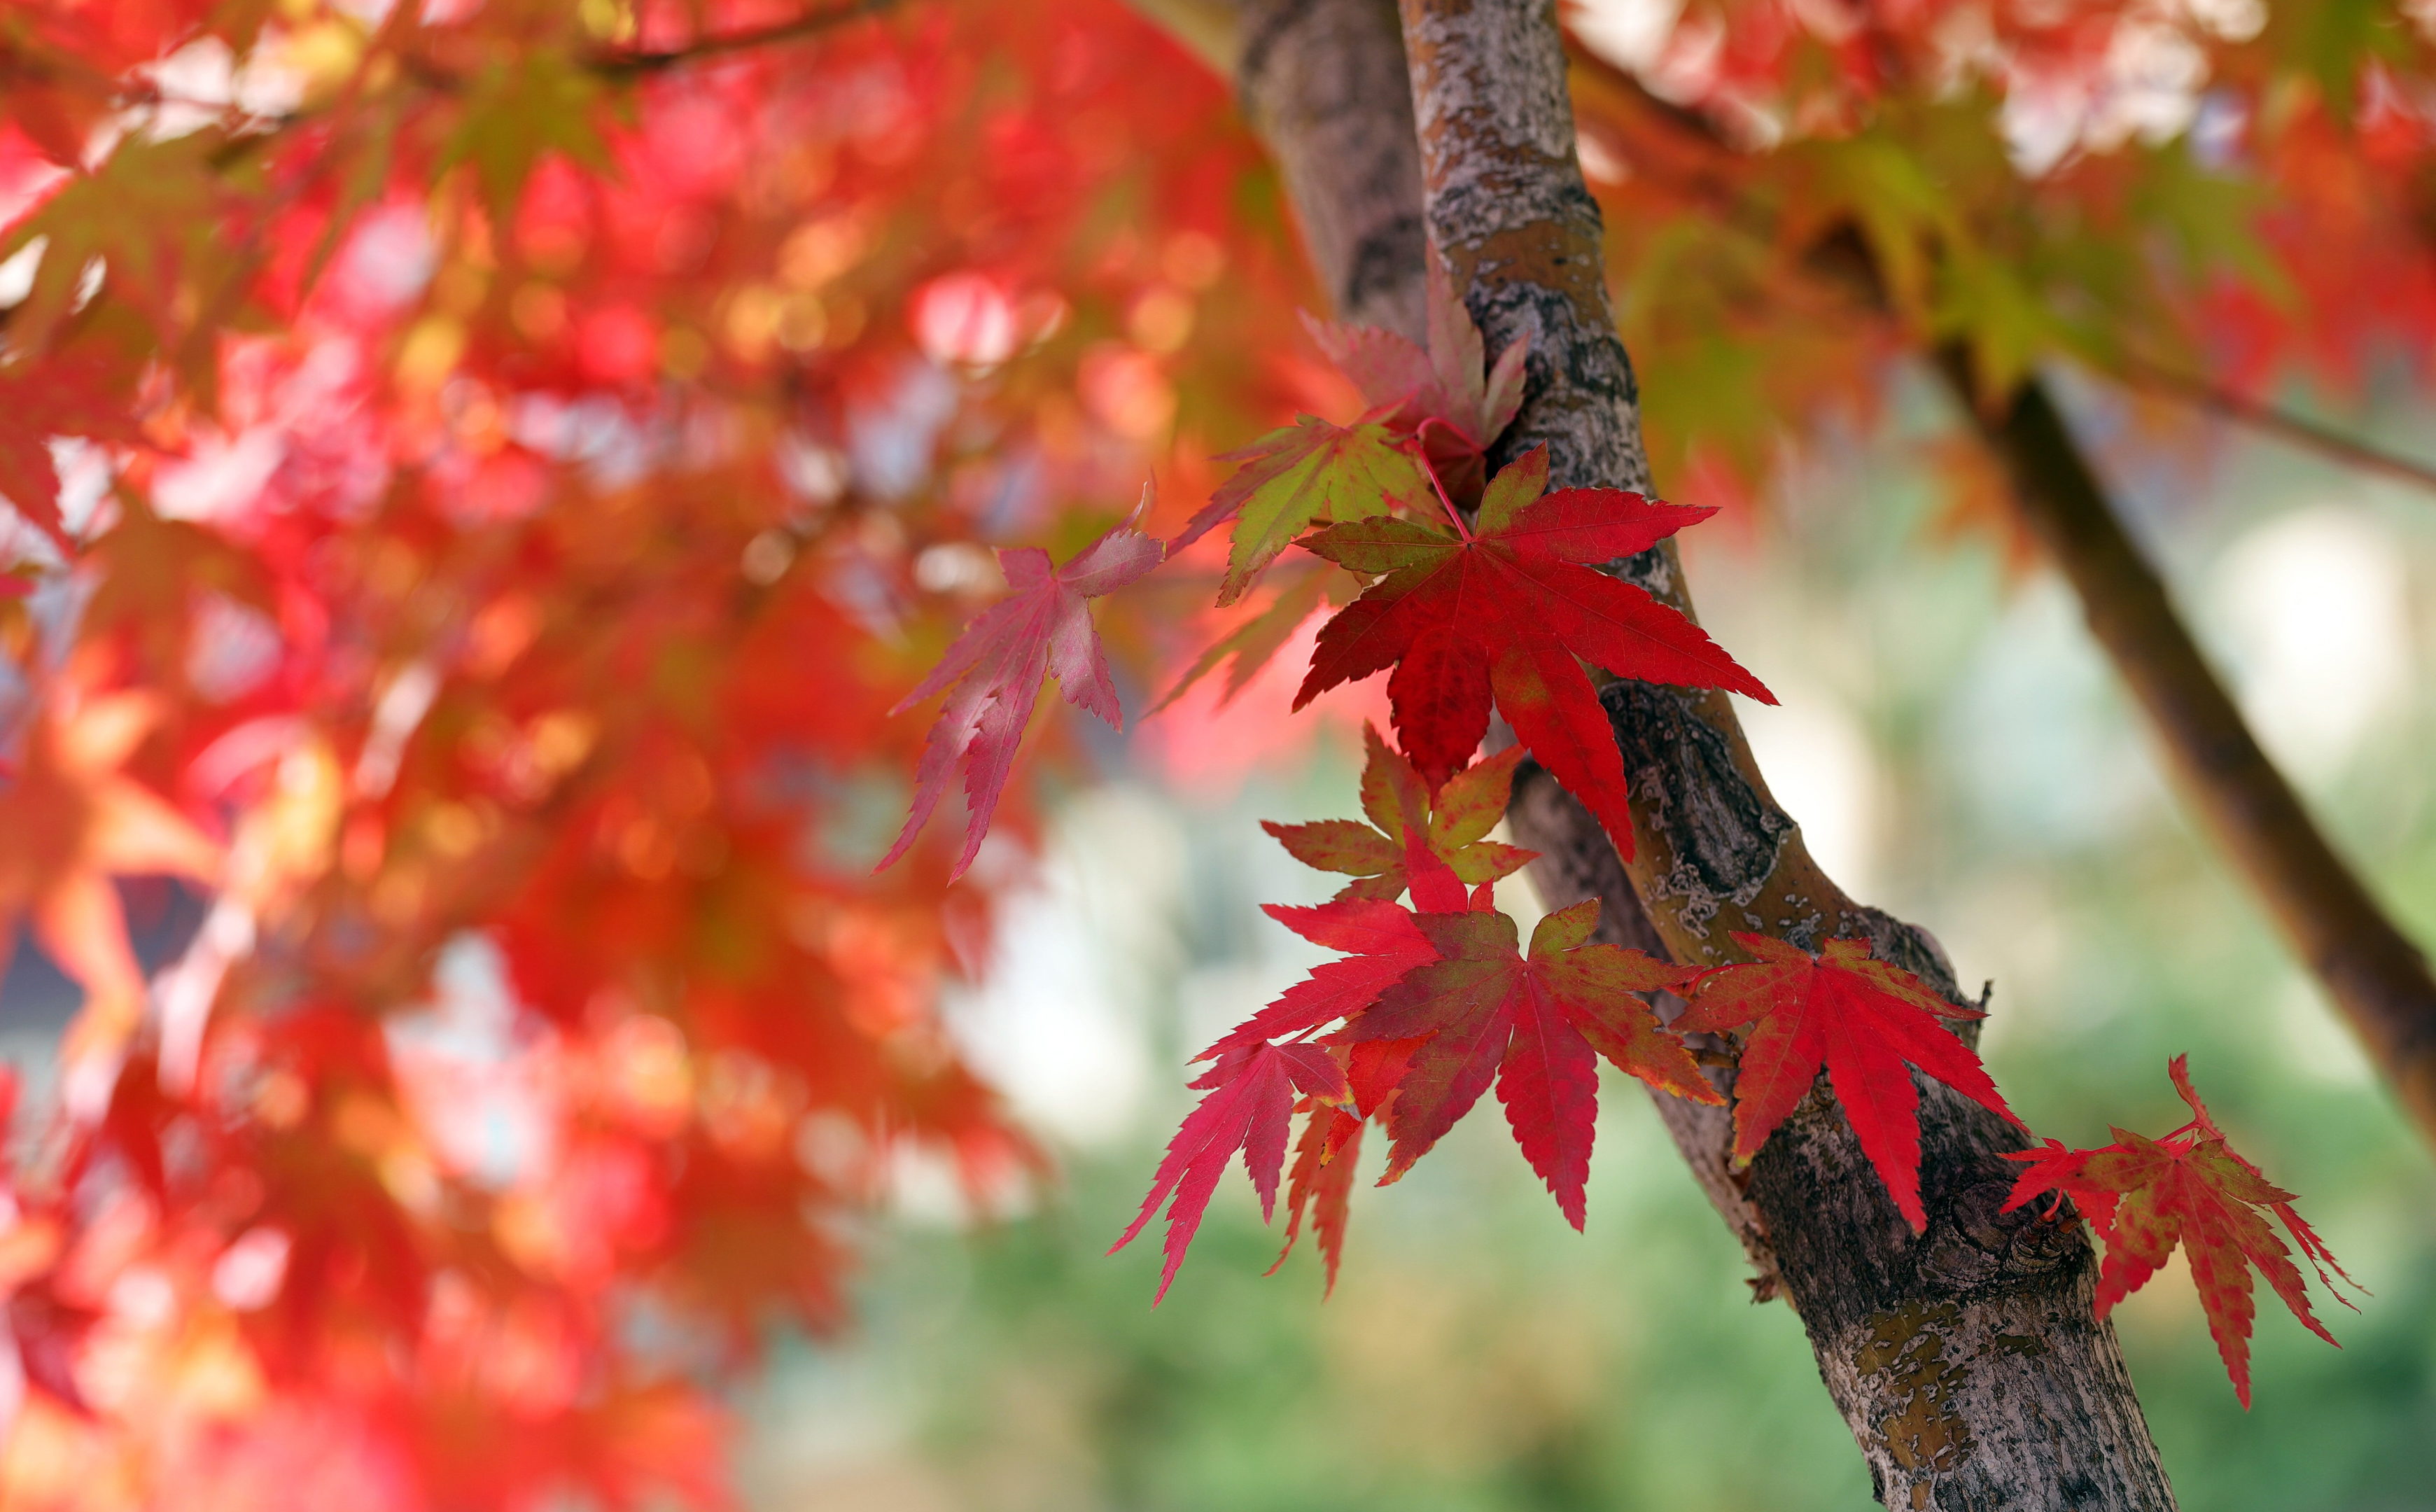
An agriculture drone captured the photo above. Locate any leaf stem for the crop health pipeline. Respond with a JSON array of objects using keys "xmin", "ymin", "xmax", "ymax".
[{"xmin": 1411, "ymin": 440, "xmax": 1471, "ymax": 542}]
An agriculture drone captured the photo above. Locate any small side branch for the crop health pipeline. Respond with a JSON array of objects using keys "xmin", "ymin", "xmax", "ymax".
[
  {"xmin": 588, "ymin": 1, "xmax": 898, "ymax": 75},
  {"xmin": 1938, "ymin": 351, "xmax": 2436, "ymax": 1147},
  {"xmin": 2113, "ymin": 355, "xmax": 2436, "ymax": 497}
]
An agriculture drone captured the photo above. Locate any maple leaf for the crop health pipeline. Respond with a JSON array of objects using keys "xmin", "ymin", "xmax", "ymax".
[
  {"xmin": 1196, "ymin": 895, "xmax": 1443, "ymax": 1063},
  {"xmin": 1262, "ymin": 724, "xmax": 1536, "ymax": 902},
  {"xmin": 438, "ymin": 52, "xmax": 615, "ymax": 227},
  {"xmin": 0, "ymin": 690, "xmax": 221, "ymax": 1115},
  {"xmin": 2001, "ymin": 1056, "xmax": 2362, "ymax": 1407},
  {"xmin": 1267, "ymin": 1102, "xmax": 1364, "ymax": 1295},
  {"xmin": 0, "ymin": 132, "xmax": 249, "ymax": 360},
  {"xmin": 1339, "ymin": 899, "xmax": 1712, "ymax": 1228},
  {"xmin": 1176, "ymin": 259, "xmax": 1529, "ymax": 606},
  {"xmin": 1294, "ymin": 447, "xmax": 1772, "ymax": 854},
  {"xmin": 1673, "ymin": 933, "xmax": 2021, "ymax": 1233},
  {"xmin": 1112, "ymin": 1040, "xmax": 1350, "ymax": 1302},
  {"xmin": 1172, "ymin": 414, "xmax": 1432, "ymax": 606},
  {"xmin": 881, "ymin": 509, "xmax": 1163, "ymax": 880},
  {"xmin": 0, "ymin": 348, "xmax": 141, "ymax": 552},
  {"xmin": 1301, "ymin": 255, "xmax": 1527, "ymax": 505}
]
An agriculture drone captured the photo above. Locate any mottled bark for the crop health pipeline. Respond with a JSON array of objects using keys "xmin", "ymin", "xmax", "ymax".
[
  {"xmin": 1941, "ymin": 353, "xmax": 2436, "ymax": 1149},
  {"xmin": 1506, "ymin": 768, "xmax": 1779, "ymax": 1295},
  {"xmin": 1393, "ymin": 3, "xmax": 2174, "ymax": 1506},
  {"xmin": 1236, "ymin": 0, "xmax": 1432, "ymax": 336}
]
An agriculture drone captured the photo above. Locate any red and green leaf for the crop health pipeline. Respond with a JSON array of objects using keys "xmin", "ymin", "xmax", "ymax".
[
  {"xmin": 2001, "ymin": 1056, "xmax": 2362, "ymax": 1406},
  {"xmin": 1301, "ymin": 257, "xmax": 1527, "ymax": 504},
  {"xmin": 1296, "ymin": 447, "xmax": 1773, "ymax": 854},
  {"xmin": 1675, "ymin": 933, "xmax": 2019, "ymax": 1233},
  {"xmin": 1263, "ymin": 724, "xmax": 1536, "ymax": 902},
  {"xmin": 1175, "ymin": 415, "xmax": 1432, "ymax": 606},
  {"xmin": 1338, "ymin": 899, "xmax": 1712, "ymax": 1228}
]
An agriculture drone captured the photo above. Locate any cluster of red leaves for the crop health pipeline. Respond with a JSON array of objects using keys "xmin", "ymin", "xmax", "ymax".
[
  {"xmin": 0, "ymin": 1, "xmax": 1329, "ymax": 1506},
  {"xmin": 2004, "ymin": 1056, "xmax": 2363, "ymax": 1407},
  {"xmin": 1115, "ymin": 729, "xmax": 2023, "ymax": 1295},
  {"xmin": 1110, "ymin": 273, "xmax": 2349, "ymax": 1411},
  {"xmin": 1564, "ymin": 3, "xmax": 2436, "ymax": 517},
  {"xmin": 1126, "ymin": 766, "xmax": 2356, "ymax": 1409}
]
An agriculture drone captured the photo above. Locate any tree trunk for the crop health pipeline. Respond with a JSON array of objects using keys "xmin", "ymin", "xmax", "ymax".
[
  {"xmin": 1175, "ymin": 0, "xmax": 2184, "ymax": 1502},
  {"xmin": 1132, "ymin": 0, "xmax": 1433, "ymax": 338},
  {"xmin": 1397, "ymin": 6, "xmax": 2174, "ymax": 1503},
  {"xmin": 1396, "ymin": 4, "xmax": 2175, "ymax": 1502}
]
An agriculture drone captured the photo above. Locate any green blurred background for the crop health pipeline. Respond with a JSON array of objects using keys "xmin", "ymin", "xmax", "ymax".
[{"xmin": 737, "ymin": 374, "xmax": 2436, "ymax": 1510}]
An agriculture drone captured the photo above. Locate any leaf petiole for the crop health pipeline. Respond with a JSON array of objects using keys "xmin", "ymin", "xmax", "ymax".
[{"xmin": 1407, "ymin": 430, "xmax": 1472, "ymax": 543}]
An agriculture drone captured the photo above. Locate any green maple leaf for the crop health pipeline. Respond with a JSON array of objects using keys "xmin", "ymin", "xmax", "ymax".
[
  {"xmin": 1262, "ymin": 724, "xmax": 1538, "ymax": 902},
  {"xmin": 438, "ymin": 51, "xmax": 615, "ymax": 225},
  {"xmin": 1175, "ymin": 414, "xmax": 1432, "ymax": 606},
  {"xmin": 0, "ymin": 132, "xmax": 252, "ymax": 361},
  {"xmin": 1933, "ymin": 246, "xmax": 2062, "ymax": 403}
]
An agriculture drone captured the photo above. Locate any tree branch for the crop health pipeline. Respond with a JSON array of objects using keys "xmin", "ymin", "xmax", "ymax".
[
  {"xmin": 1140, "ymin": 0, "xmax": 1434, "ymax": 338},
  {"xmin": 587, "ymin": 1, "xmax": 897, "ymax": 75},
  {"xmin": 1939, "ymin": 351, "xmax": 2436, "ymax": 1147},
  {"xmin": 2111, "ymin": 354, "xmax": 2436, "ymax": 496}
]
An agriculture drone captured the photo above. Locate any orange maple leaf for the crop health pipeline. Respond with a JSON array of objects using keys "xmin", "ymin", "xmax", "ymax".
[{"xmin": 0, "ymin": 689, "xmax": 221, "ymax": 1112}]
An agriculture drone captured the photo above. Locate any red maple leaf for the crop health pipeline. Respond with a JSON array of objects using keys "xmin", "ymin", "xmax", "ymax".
[
  {"xmin": 1293, "ymin": 446, "xmax": 1772, "ymax": 854},
  {"xmin": 2001, "ymin": 1056, "xmax": 2361, "ymax": 1406},
  {"xmin": 881, "ymin": 507, "xmax": 1164, "ymax": 878},
  {"xmin": 1267, "ymin": 1102, "xmax": 1364, "ymax": 1295},
  {"xmin": 0, "ymin": 350, "xmax": 142, "ymax": 554},
  {"xmin": 1263, "ymin": 724, "xmax": 1536, "ymax": 903},
  {"xmin": 1673, "ymin": 933, "xmax": 2020, "ymax": 1233},
  {"xmin": 1339, "ymin": 899, "xmax": 1714, "ymax": 1228},
  {"xmin": 1196, "ymin": 896, "xmax": 1444, "ymax": 1062},
  {"xmin": 1182, "ymin": 890, "xmax": 1445, "ymax": 1297},
  {"xmin": 1112, "ymin": 1039, "xmax": 1350, "ymax": 1302}
]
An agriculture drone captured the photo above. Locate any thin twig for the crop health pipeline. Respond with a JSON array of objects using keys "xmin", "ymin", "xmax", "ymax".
[
  {"xmin": 2115, "ymin": 354, "xmax": 2436, "ymax": 495},
  {"xmin": 587, "ymin": 0, "xmax": 899, "ymax": 75}
]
